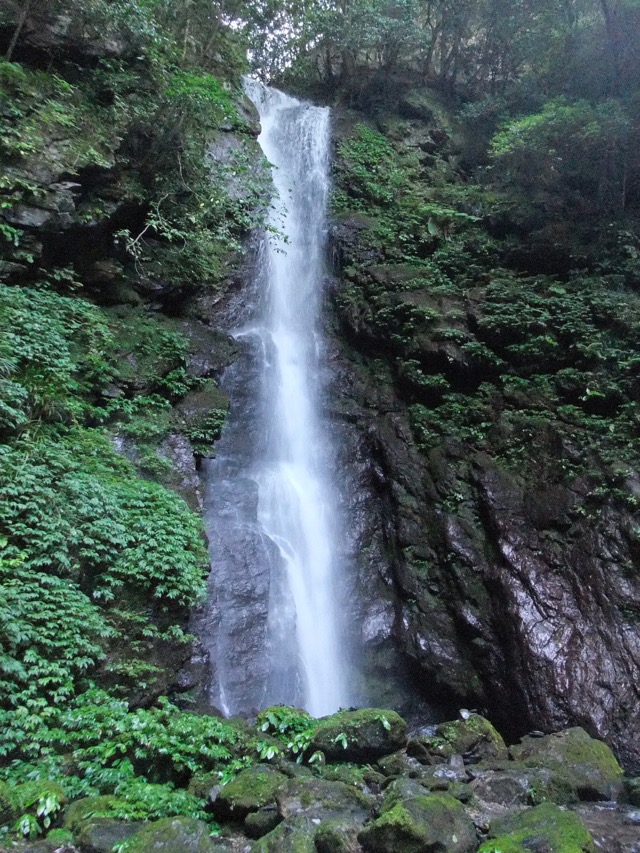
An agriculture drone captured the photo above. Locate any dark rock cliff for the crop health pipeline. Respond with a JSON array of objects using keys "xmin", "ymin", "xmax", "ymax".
[{"xmin": 326, "ymin": 84, "xmax": 640, "ymax": 772}]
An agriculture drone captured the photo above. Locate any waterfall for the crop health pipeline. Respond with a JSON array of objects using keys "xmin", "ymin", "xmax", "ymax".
[{"xmin": 198, "ymin": 82, "xmax": 352, "ymax": 718}]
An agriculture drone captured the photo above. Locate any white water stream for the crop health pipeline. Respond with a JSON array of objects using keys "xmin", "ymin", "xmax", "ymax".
[{"xmin": 200, "ymin": 83, "xmax": 351, "ymax": 717}]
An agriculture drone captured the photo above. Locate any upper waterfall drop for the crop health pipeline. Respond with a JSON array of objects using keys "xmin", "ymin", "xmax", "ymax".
[{"xmin": 198, "ymin": 81, "xmax": 353, "ymax": 718}]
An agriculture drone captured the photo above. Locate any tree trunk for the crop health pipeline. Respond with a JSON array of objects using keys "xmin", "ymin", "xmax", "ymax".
[
  {"xmin": 599, "ymin": 0, "xmax": 622, "ymax": 93},
  {"xmin": 6, "ymin": 0, "xmax": 32, "ymax": 62}
]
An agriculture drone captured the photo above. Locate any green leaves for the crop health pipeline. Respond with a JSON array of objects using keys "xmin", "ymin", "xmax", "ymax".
[
  {"xmin": 334, "ymin": 124, "xmax": 476, "ymax": 263},
  {"xmin": 490, "ymin": 97, "xmax": 633, "ymax": 219},
  {"xmin": 256, "ymin": 705, "xmax": 318, "ymax": 763},
  {"xmin": 0, "ymin": 283, "xmax": 208, "ymax": 749},
  {"xmin": 0, "ymin": 549, "xmax": 110, "ymax": 718}
]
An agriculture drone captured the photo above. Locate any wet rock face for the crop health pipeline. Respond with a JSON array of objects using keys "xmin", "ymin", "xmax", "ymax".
[
  {"xmin": 394, "ymin": 443, "xmax": 640, "ymax": 771},
  {"xmin": 325, "ymin": 342, "xmax": 446, "ymax": 718},
  {"xmin": 357, "ymin": 387, "xmax": 640, "ymax": 770},
  {"xmin": 327, "ymin": 102, "xmax": 640, "ymax": 772}
]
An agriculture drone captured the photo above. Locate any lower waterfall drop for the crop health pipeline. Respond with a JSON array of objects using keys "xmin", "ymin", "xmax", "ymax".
[{"xmin": 199, "ymin": 81, "xmax": 353, "ymax": 718}]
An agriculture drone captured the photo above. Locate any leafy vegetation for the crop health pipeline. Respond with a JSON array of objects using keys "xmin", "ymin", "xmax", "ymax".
[
  {"xmin": 0, "ymin": 0, "xmax": 254, "ymax": 836},
  {"xmin": 334, "ymin": 123, "xmax": 476, "ymax": 259}
]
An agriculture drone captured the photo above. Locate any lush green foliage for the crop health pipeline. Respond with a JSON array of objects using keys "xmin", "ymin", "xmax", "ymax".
[
  {"xmin": 256, "ymin": 705, "xmax": 320, "ymax": 760},
  {"xmin": 490, "ymin": 97, "xmax": 634, "ymax": 221},
  {"xmin": 251, "ymin": 0, "xmax": 640, "ymax": 102},
  {"xmin": 0, "ymin": 690, "xmax": 246, "ymax": 837},
  {"xmin": 334, "ymin": 123, "xmax": 476, "ymax": 260},
  {"xmin": 0, "ymin": 546, "xmax": 110, "ymax": 714},
  {"xmin": 0, "ymin": 3, "xmax": 256, "ymax": 813},
  {"xmin": 333, "ymin": 76, "xmax": 640, "ymax": 519}
]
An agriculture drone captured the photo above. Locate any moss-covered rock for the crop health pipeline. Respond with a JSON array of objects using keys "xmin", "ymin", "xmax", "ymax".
[
  {"xmin": 75, "ymin": 818, "xmax": 146, "ymax": 853},
  {"xmin": 478, "ymin": 802, "xmax": 595, "ymax": 852},
  {"xmin": 470, "ymin": 766, "xmax": 538, "ymax": 809},
  {"xmin": 314, "ymin": 816, "xmax": 363, "ymax": 853},
  {"xmin": 376, "ymin": 749, "xmax": 425, "ymax": 777},
  {"xmin": 276, "ymin": 777, "xmax": 373, "ymax": 822},
  {"xmin": 358, "ymin": 793, "xmax": 477, "ymax": 853},
  {"xmin": 314, "ymin": 762, "xmax": 372, "ymax": 791},
  {"xmin": 409, "ymin": 714, "xmax": 507, "ymax": 765},
  {"xmin": 121, "ymin": 817, "xmax": 220, "ymax": 853},
  {"xmin": 63, "ymin": 796, "xmax": 146, "ymax": 853},
  {"xmin": 244, "ymin": 804, "xmax": 282, "ymax": 839},
  {"xmin": 209, "ymin": 765, "xmax": 288, "ymax": 821},
  {"xmin": 379, "ymin": 778, "xmax": 429, "ymax": 812},
  {"xmin": 509, "ymin": 728, "xmax": 624, "ymax": 802},
  {"xmin": 45, "ymin": 829, "xmax": 74, "ymax": 845},
  {"xmin": 309, "ymin": 709, "xmax": 407, "ymax": 762},
  {"xmin": 250, "ymin": 816, "xmax": 317, "ymax": 853},
  {"xmin": 63, "ymin": 796, "xmax": 125, "ymax": 834},
  {"xmin": 420, "ymin": 760, "xmax": 471, "ymax": 792},
  {"xmin": 13, "ymin": 781, "xmax": 68, "ymax": 815}
]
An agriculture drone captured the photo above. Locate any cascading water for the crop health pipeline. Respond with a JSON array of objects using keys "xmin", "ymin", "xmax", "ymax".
[{"xmin": 198, "ymin": 82, "xmax": 353, "ymax": 718}]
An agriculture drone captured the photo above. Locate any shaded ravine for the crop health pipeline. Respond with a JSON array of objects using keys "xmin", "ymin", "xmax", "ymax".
[{"xmin": 197, "ymin": 83, "xmax": 354, "ymax": 717}]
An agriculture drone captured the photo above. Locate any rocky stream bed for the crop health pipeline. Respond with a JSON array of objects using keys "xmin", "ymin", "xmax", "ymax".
[{"xmin": 2, "ymin": 709, "xmax": 639, "ymax": 853}]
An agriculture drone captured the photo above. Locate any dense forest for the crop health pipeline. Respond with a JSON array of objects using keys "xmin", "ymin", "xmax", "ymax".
[{"xmin": 1, "ymin": 1, "xmax": 640, "ymax": 851}]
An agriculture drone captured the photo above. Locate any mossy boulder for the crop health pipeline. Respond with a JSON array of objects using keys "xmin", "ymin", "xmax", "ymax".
[
  {"xmin": 250, "ymin": 816, "xmax": 317, "ymax": 853},
  {"xmin": 358, "ymin": 793, "xmax": 477, "ymax": 853},
  {"xmin": 63, "ymin": 796, "xmax": 124, "ymax": 834},
  {"xmin": 314, "ymin": 817, "xmax": 363, "ymax": 853},
  {"xmin": 409, "ymin": 715, "xmax": 507, "ymax": 765},
  {"xmin": 478, "ymin": 802, "xmax": 595, "ymax": 852},
  {"xmin": 244, "ymin": 804, "xmax": 282, "ymax": 839},
  {"xmin": 45, "ymin": 829, "xmax": 74, "ymax": 845},
  {"xmin": 419, "ymin": 761, "xmax": 471, "ymax": 793},
  {"xmin": 209, "ymin": 765, "xmax": 288, "ymax": 821},
  {"xmin": 122, "ymin": 817, "xmax": 220, "ymax": 853},
  {"xmin": 380, "ymin": 778, "xmax": 429, "ymax": 812},
  {"xmin": 276, "ymin": 777, "xmax": 373, "ymax": 822},
  {"xmin": 376, "ymin": 749, "xmax": 424, "ymax": 777},
  {"xmin": 63, "ymin": 796, "xmax": 146, "ymax": 853},
  {"xmin": 470, "ymin": 767, "xmax": 538, "ymax": 809},
  {"xmin": 0, "ymin": 780, "xmax": 18, "ymax": 828},
  {"xmin": 509, "ymin": 728, "xmax": 624, "ymax": 802},
  {"xmin": 74, "ymin": 818, "xmax": 145, "ymax": 853},
  {"xmin": 314, "ymin": 762, "xmax": 372, "ymax": 791},
  {"xmin": 309, "ymin": 709, "xmax": 407, "ymax": 762}
]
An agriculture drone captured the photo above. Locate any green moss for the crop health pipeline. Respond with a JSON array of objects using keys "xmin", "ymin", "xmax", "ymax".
[
  {"xmin": 250, "ymin": 816, "xmax": 317, "ymax": 853},
  {"xmin": 13, "ymin": 781, "xmax": 67, "ymax": 814},
  {"xmin": 46, "ymin": 828, "xmax": 74, "ymax": 844},
  {"xmin": 436, "ymin": 714, "xmax": 508, "ymax": 761},
  {"xmin": 358, "ymin": 794, "xmax": 476, "ymax": 853},
  {"xmin": 479, "ymin": 802, "xmax": 595, "ymax": 853},
  {"xmin": 63, "ymin": 796, "xmax": 124, "ymax": 834},
  {"xmin": 314, "ymin": 817, "xmax": 362, "ymax": 853},
  {"xmin": 212, "ymin": 766, "xmax": 288, "ymax": 820},
  {"xmin": 118, "ymin": 816, "xmax": 218, "ymax": 853},
  {"xmin": 359, "ymin": 803, "xmax": 422, "ymax": 853},
  {"xmin": 509, "ymin": 728, "xmax": 623, "ymax": 802},
  {"xmin": 310, "ymin": 709, "xmax": 407, "ymax": 762},
  {"xmin": 313, "ymin": 763, "xmax": 369, "ymax": 790}
]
